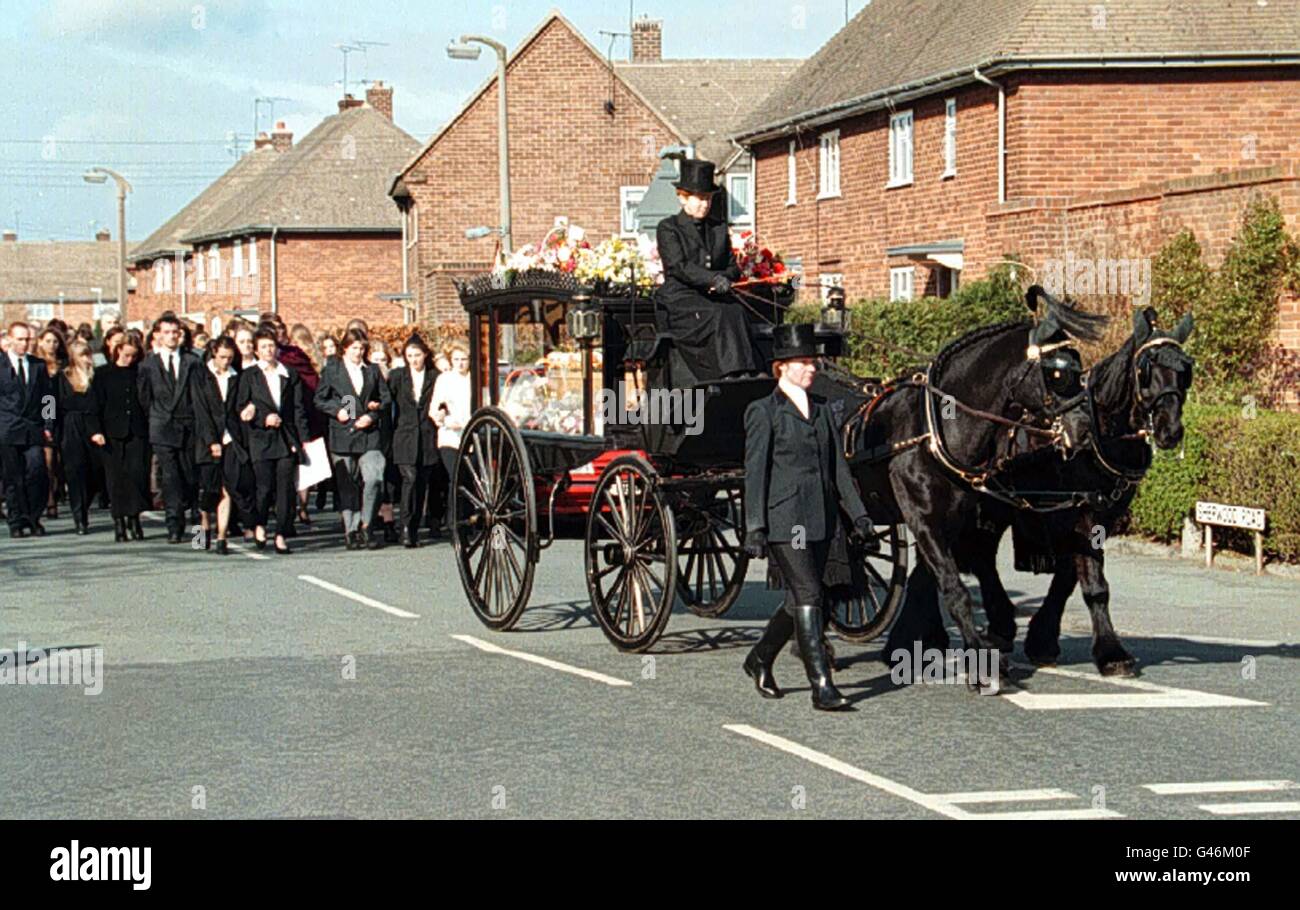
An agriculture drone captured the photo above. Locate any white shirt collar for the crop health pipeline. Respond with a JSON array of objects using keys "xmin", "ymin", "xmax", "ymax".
[
  {"xmin": 777, "ymin": 377, "xmax": 810, "ymax": 418},
  {"xmin": 259, "ymin": 360, "xmax": 289, "ymax": 379}
]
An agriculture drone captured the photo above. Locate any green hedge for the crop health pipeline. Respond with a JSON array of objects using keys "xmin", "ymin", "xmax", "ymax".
[{"xmin": 1129, "ymin": 403, "xmax": 1300, "ymax": 563}]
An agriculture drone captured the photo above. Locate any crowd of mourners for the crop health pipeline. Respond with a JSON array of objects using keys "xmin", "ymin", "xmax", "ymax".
[{"xmin": 0, "ymin": 310, "xmax": 472, "ymax": 554}]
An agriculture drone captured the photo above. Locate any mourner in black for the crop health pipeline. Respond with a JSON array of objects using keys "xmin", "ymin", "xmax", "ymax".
[
  {"xmin": 192, "ymin": 336, "xmax": 253, "ymax": 555},
  {"xmin": 92, "ymin": 330, "xmax": 151, "ymax": 542},
  {"xmin": 315, "ymin": 329, "xmax": 391, "ymax": 550},
  {"xmin": 654, "ymin": 158, "xmax": 759, "ymax": 382},
  {"xmin": 137, "ymin": 314, "xmax": 202, "ymax": 543},
  {"xmin": 55, "ymin": 339, "xmax": 102, "ymax": 534},
  {"xmin": 742, "ymin": 323, "xmax": 871, "ymax": 711},
  {"xmin": 0, "ymin": 322, "xmax": 56, "ymax": 537},
  {"xmin": 387, "ymin": 333, "xmax": 440, "ymax": 548},
  {"xmin": 236, "ymin": 329, "xmax": 309, "ymax": 555}
]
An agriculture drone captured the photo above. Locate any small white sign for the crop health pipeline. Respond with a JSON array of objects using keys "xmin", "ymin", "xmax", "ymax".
[{"xmin": 1195, "ymin": 501, "xmax": 1266, "ymax": 532}]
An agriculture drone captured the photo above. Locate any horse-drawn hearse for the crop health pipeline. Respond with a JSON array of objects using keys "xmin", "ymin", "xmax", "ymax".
[{"xmin": 447, "ymin": 269, "xmax": 908, "ymax": 652}]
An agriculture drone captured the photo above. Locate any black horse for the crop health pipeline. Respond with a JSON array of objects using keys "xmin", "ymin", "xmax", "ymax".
[
  {"xmin": 884, "ymin": 305, "xmax": 1195, "ymax": 677},
  {"xmin": 828, "ymin": 290, "xmax": 1109, "ymax": 688}
]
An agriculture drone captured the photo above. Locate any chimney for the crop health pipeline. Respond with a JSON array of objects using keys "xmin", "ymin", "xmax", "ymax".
[
  {"xmin": 337, "ymin": 94, "xmax": 364, "ymax": 113},
  {"xmin": 366, "ymin": 81, "xmax": 393, "ymax": 120},
  {"xmin": 254, "ymin": 131, "xmax": 273, "ymax": 150},
  {"xmin": 270, "ymin": 121, "xmax": 293, "ymax": 153},
  {"xmin": 631, "ymin": 16, "xmax": 662, "ymax": 63},
  {"xmin": 95, "ymin": 228, "xmax": 111, "ymax": 242},
  {"xmin": 2, "ymin": 230, "xmax": 15, "ymax": 242}
]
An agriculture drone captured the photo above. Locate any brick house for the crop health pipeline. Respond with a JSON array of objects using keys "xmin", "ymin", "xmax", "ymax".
[
  {"xmin": 734, "ymin": 0, "xmax": 1300, "ymax": 353},
  {"xmin": 389, "ymin": 12, "xmax": 799, "ymax": 323},
  {"xmin": 129, "ymin": 83, "xmax": 420, "ymax": 332},
  {"xmin": 0, "ymin": 228, "xmax": 124, "ymax": 328}
]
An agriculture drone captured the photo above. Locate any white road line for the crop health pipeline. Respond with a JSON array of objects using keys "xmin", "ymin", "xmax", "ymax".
[
  {"xmin": 1145, "ymin": 780, "xmax": 1298, "ymax": 795},
  {"xmin": 450, "ymin": 634, "xmax": 631, "ymax": 687},
  {"xmin": 1199, "ymin": 801, "xmax": 1300, "ymax": 816},
  {"xmin": 964, "ymin": 807, "xmax": 1123, "ymax": 820},
  {"xmin": 227, "ymin": 542, "xmax": 270, "ymax": 562},
  {"xmin": 1004, "ymin": 662, "xmax": 1267, "ymax": 710},
  {"xmin": 936, "ymin": 788, "xmax": 1078, "ymax": 804},
  {"xmin": 1140, "ymin": 632, "xmax": 1291, "ymax": 649},
  {"xmin": 298, "ymin": 575, "xmax": 420, "ymax": 619}
]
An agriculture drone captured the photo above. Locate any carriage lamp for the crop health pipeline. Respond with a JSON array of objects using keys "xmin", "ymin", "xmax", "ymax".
[
  {"xmin": 566, "ymin": 289, "xmax": 601, "ymax": 341},
  {"xmin": 821, "ymin": 286, "xmax": 849, "ymax": 331}
]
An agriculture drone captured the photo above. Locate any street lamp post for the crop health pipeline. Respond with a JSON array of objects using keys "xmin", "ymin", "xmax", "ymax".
[
  {"xmin": 447, "ymin": 35, "xmax": 512, "ymax": 256},
  {"xmin": 82, "ymin": 167, "xmax": 132, "ymax": 325}
]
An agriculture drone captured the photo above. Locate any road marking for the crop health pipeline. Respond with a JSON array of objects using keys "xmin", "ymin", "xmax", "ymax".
[
  {"xmin": 1199, "ymin": 801, "xmax": 1300, "ymax": 816},
  {"xmin": 1145, "ymin": 780, "xmax": 1298, "ymax": 795},
  {"xmin": 936, "ymin": 788, "xmax": 1078, "ymax": 804},
  {"xmin": 1003, "ymin": 662, "xmax": 1267, "ymax": 710},
  {"xmin": 1140, "ymin": 632, "xmax": 1292, "ymax": 648},
  {"xmin": 451, "ymin": 634, "xmax": 631, "ymax": 687},
  {"xmin": 298, "ymin": 575, "xmax": 420, "ymax": 619},
  {"xmin": 227, "ymin": 542, "xmax": 270, "ymax": 562}
]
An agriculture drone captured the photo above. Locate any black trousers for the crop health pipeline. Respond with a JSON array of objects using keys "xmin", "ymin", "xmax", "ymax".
[
  {"xmin": 154, "ymin": 432, "xmax": 196, "ymax": 530},
  {"xmin": 252, "ymin": 456, "xmax": 295, "ymax": 532},
  {"xmin": 439, "ymin": 447, "xmax": 457, "ymax": 526},
  {"xmin": 398, "ymin": 463, "xmax": 435, "ymax": 532},
  {"xmin": 427, "ymin": 456, "xmax": 448, "ymax": 530},
  {"xmin": 60, "ymin": 415, "xmax": 96, "ymax": 524},
  {"xmin": 769, "ymin": 539, "xmax": 832, "ymax": 612},
  {"xmin": 101, "ymin": 435, "xmax": 150, "ymax": 518},
  {"xmin": 0, "ymin": 443, "xmax": 47, "ymax": 531}
]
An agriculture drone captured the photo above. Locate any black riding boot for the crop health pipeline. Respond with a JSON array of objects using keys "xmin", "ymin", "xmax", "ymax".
[
  {"xmin": 792, "ymin": 604, "xmax": 853, "ymax": 711},
  {"xmin": 743, "ymin": 609, "xmax": 794, "ymax": 699}
]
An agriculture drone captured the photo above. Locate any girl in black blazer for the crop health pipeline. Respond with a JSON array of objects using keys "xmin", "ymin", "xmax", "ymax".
[
  {"xmin": 742, "ymin": 324, "xmax": 870, "ymax": 712},
  {"xmin": 91, "ymin": 330, "xmax": 151, "ymax": 542},
  {"xmin": 55, "ymin": 339, "xmax": 100, "ymax": 535},
  {"xmin": 235, "ymin": 329, "xmax": 309, "ymax": 555},
  {"xmin": 386, "ymin": 333, "xmax": 440, "ymax": 548},
  {"xmin": 192, "ymin": 336, "xmax": 251, "ymax": 555}
]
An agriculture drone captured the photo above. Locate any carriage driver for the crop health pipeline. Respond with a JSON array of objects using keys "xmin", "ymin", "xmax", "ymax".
[
  {"xmin": 655, "ymin": 158, "xmax": 761, "ymax": 381},
  {"xmin": 741, "ymin": 323, "xmax": 873, "ymax": 712}
]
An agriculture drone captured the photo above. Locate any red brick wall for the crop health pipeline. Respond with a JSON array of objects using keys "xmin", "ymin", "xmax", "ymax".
[
  {"xmin": 130, "ymin": 236, "xmax": 268, "ymax": 330},
  {"xmin": 402, "ymin": 16, "xmax": 680, "ymax": 323}
]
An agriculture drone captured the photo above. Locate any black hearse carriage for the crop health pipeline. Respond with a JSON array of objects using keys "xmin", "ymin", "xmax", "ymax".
[{"xmin": 448, "ymin": 268, "xmax": 907, "ymax": 652}]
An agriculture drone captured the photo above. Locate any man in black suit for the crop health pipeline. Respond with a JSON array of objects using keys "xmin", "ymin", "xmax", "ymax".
[
  {"xmin": 0, "ymin": 322, "xmax": 56, "ymax": 537},
  {"xmin": 137, "ymin": 313, "xmax": 201, "ymax": 543},
  {"xmin": 741, "ymin": 323, "xmax": 871, "ymax": 711},
  {"xmin": 654, "ymin": 158, "xmax": 758, "ymax": 382}
]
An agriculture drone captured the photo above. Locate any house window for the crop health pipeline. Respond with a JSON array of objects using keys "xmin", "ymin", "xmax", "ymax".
[
  {"xmin": 247, "ymin": 237, "xmax": 258, "ymax": 274},
  {"xmin": 619, "ymin": 185, "xmax": 647, "ymax": 237},
  {"xmin": 27, "ymin": 303, "xmax": 53, "ymax": 321},
  {"xmin": 93, "ymin": 300, "xmax": 114, "ymax": 321},
  {"xmin": 942, "ymin": 98, "xmax": 957, "ymax": 178},
  {"xmin": 195, "ymin": 252, "xmax": 206, "ymax": 293},
  {"xmin": 153, "ymin": 261, "xmax": 165, "ymax": 293},
  {"xmin": 935, "ymin": 266, "xmax": 960, "ymax": 298},
  {"xmin": 889, "ymin": 110, "xmax": 914, "ymax": 187},
  {"xmin": 820, "ymin": 272, "xmax": 844, "ymax": 302},
  {"xmin": 163, "ymin": 258, "xmax": 173, "ymax": 293},
  {"xmin": 786, "ymin": 140, "xmax": 797, "ymax": 205},
  {"xmin": 890, "ymin": 266, "xmax": 915, "ymax": 301},
  {"xmin": 232, "ymin": 239, "xmax": 243, "ymax": 278},
  {"xmin": 818, "ymin": 129, "xmax": 841, "ymax": 199},
  {"xmin": 726, "ymin": 173, "xmax": 752, "ymax": 226}
]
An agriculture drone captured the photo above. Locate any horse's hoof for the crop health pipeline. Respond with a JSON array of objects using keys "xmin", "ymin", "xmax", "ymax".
[
  {"xmin": 1098, "ymin": 657, "xmax": 1138, "ymax": 677},
  {"xmin": 1027, "ymin": 655, "xmax": 1058, "ymax": 668}
]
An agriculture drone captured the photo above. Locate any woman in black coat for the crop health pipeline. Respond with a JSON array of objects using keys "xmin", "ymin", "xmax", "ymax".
[
  {"xmin": 741, "ymin": 323, "xmax": 871, "ymax": 712},
  {"xmin": 235, "ymin": 328, "xmax": 309, "ymax": 555},
  {"xmin": 55, "ymin": 339, "xmax": 101, "ymax": 535},
  {"xmin": 386, "ymin": 333, "xmax": 440, "ymax": 548},
  {"xmin": 314, "ymin": 329, "xmax": 391, "ymax": 550},
  {"xmin": 91, "ymin": 330, "xmax": 151, "ymax": 542},
  {"xmin": 192, "ymin": 336, "xmax": 252, "ymax": 555}
]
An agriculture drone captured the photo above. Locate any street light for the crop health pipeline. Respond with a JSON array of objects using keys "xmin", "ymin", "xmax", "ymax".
[
  {"xmin": 447, "ymin": 35, "xmax": 512, "ymax": 255},
  {"xmin": 82, "ymin": 166, "xmax": 132, "ymax": 325}
]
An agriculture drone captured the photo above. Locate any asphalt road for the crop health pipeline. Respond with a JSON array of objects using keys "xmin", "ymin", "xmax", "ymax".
[{"xmin": 1, "ymin": 508, "xmax": 1296, "ymax": 819}]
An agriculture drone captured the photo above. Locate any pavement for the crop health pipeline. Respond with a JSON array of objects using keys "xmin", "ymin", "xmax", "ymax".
[{"xmin": 1, "ymin": 508, "xmax": 1296, "ymax": 819}]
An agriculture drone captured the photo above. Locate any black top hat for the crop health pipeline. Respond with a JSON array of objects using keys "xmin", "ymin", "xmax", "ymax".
[
  {"xmin": 772, "ymin": 323, "xmax": 819, "ymax": 361},
  {"xmin": 674, "ymin": 158, "xmax": 719, "ymax": 195}
]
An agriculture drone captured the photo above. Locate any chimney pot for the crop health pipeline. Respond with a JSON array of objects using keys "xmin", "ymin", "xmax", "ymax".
[
  {"xmin": 254, "ymin": 131, "xmax": 272, "ymax": 150},
  {"xmin": 365, "ymin": 80, "xmax": 394, "ymax": 121},
  {"xmin": 631, "ymin": 16, "xmax": 662, "ymax": 63},
  {"xmin": 2, "ymin": 230, "xmax": 16, "ymax": 242},
  {"xmin": 337, "ymin": 94, "xmax": 364, "ymax": 113},
  {"xmin": 96, "ymin": 228, "xmax": 111, "ymax": 242},
  {"xmin": 270, "ymin": 121, "xmax": 293, "ymax": 153}
]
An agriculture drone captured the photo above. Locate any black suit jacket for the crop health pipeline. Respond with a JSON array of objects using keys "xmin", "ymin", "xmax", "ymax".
[
  {"xmin": 93, "ymin": 363, "xmax": 148, "ymax": 440},
  {"xmin": 137, "ymin": 348, "xmax": 202, "ymax": 447},
  {"xmin": 0, "ymin": 353, "xmax": 55, "ymax": 446},
  {"xmin": 743, "ymin": 387, "xmax": 867, "ymax": 543},
  {"xmin": 656, "ymin": 210, "xmax": 740, "ymax": 305},
  {"xmin": 191, "ymin": 367, "xmax": 247, "ymax": 466},
  {"xmin": 314, "ymin": 359, "xmax": 390, "ymax": 455},
  {"xmin": 234, "ymin": 364, "xmax": 309, "ymax": 462},
  {"xmin": 387, "ymin": 366, "xmax": 439, "ymax": 466}
]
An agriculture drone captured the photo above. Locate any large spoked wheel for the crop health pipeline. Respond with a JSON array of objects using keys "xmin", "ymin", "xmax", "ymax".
[
  {"xmin": 675, "ymin": 487, "xmax": 749, "ymax": 618},
  {"xmin": 584, "ymin": 455, "xmax": 677, "ymax": 652},
  {"xmin": 452, "ymin": 407, "xmax": 537, "ymax": 631},
  {"xmin": 827, "ymin": 522, "xmax": 908, "ymax": 642}
]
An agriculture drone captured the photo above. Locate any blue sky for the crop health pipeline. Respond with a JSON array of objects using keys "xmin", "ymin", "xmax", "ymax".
[{"xmin": 0, "ymin": 0, "xmax": 871, "ymax": 243}]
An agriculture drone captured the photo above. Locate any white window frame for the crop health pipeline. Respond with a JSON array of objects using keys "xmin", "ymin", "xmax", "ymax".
[
  {"xmin": 163, "ymin": 258, "xmax": 173, "ymax": 293},
  {"xmin": 817, "ymin": 129, "xmax": 841, "ymax": 199},
  {"xmin": 153, "ymin": 261, "xmax": 165, "ymax": 293},
  {"xmin": 92, "ymin": 300, "xmax": 114, "ymax": 322},
  {"xmin": 726, "ymin": 172, "xmax": 752, "ymax": 226},
  {"xmin": 819, "ymin": 272, "xmax": 844, "ymax": 302},
  {"xmin": 936, "ymin": 266, "xmax": 961, "ymax": 298},
  {"xmin": 247, "ymin": 237, "xmax": 258, "ymax": 275},
  {"xmin": 786, "ymin": 140, "xmax": 798, "ymax": 206},
  {"xmin": 207, "ymin": 244, "xmax": 220, "ymax": 292},
  {"xmin": 195, "ymin": 251, "xmax": 206, "ymax": 293},
  {"xmin": 888, "ymin": 110, "xmax": 914, "ymax": 188},
  {"xmin": 232, "ymin": 239, "xmax": 244, "ymax": 278},
  {"xmin": 890, "ymin": 266, "xmax": 915, "ymax": 301},
  {"xmin": 619, "ymin": 185, "xmax": 647, "ymax": 238},
  {"xmin": 942, "ymin": 98, "xmax": 957, "ymax": 179},
  {"xmin": 27, "ymin": 302, "xmax": 54, "ymax": 321}
]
